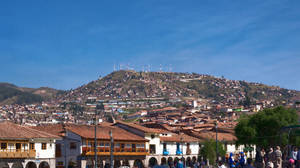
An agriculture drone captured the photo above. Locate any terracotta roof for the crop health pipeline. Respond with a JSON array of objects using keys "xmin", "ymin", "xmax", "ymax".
[
  {"xmin": 65, "ymin": 124, "xmax": 148, "ymax": 142},
  {"xmin": 31, "ymin": 124, "xmax": 65, "ymax": 137},
  {"xmin": 189, "ymin": 130, "xmax": 237, "ymax": 142},
  {"xmin": 116, "ymin": 121, "xmax": 168, "ymax": 134},
  {"xmin": 160, "ymin": 133, "xmax": 199, "ymax": 143},
  {"xmin": 151, "ymin": 107, "xmax": 178, "ymax": 112},
  {"xmin": 0, "ymin": 121, "xmax": 60, "ymax": 139}
]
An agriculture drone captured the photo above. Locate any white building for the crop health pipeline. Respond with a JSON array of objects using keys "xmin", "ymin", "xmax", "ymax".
[
  {"xmin": 0, "ymin": 121, "xmax": 60, "ymax": 168},
  {"xmin": 32, "ymin": 124, "xmax": 81, "ymax": 168},
  {"xmin": 115, "ymin": 121, "xmax": 200, "ymax": 167}
]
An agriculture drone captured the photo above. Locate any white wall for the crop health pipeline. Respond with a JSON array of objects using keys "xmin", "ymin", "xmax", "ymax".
[
  {"xmin": 35, "ymin": 140, "xmax": 56, "ymax": 159},
  {"xmin": 225, "ymin": 144, "xmax": 256, "ymax": 158},
  {"xmin": 145, "ymin": 134, "xmax": 161, "ymax": 155}
]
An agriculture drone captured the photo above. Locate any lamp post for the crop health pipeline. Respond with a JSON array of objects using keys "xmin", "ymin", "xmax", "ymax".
[
  {"xmin": 109, "ymin": 130, "xmax": 114, "ymax": 168},
  {"xmin": 94, "ymin": 109, "xmax": 97, "ymax": 168},
  {"xmin": 180, "ymin": 137, "xmax": 185, "ymax": 168},
  {"xmin": 215, "ymin": 121, "xmax": 218, "ymax": 165}
]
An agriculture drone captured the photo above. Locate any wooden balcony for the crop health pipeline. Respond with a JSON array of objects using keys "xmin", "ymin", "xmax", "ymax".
[
  {"xmin": 82, "ymin": 147, "xmax": 148, "ymax": 156},
  {"xmin": 0, "ymin": 150, "xmax": 36, "ymax": 158}
]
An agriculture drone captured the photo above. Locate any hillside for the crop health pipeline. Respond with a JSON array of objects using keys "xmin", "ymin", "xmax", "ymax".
[
  {"xmin": 59, "ymin": 70, "xmax": 300, "ymax": 105},
  {"xmin": 0, "ymin": 83, "xmax": 62, "ymax": 105}
]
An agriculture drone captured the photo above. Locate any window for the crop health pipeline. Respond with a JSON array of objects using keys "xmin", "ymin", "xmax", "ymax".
[
  {"xmin": 99, "ymin": 142, "xmax": 104, "ymax": 147},
  {"xmin": 105, "ymin": 143, "xmax": 110, "ymax": 147},
  {"xmin": 16, "ymin": 143, "xmax": 21, "ymax": 151},
  {"xmin": 1, "ymin": 143, "xmax": 7, "ymax": 150},
  {"xmin": 23, "ymin": 143, "xmax": 28, "ymax": 150},
  {"xmin": 163, "ymin": 143, "xmax": 167, "ymax": 150},
  {"xmin": 30, "ymin": 143, "xmax": 35, "ymax": 150},
  {"xmin": 42, "ymin": 143, "xmax": 47, "ymax": 150},
  {"xmin": 70, "ymin": 142, "xmax": 76, "ymax": 149},
  {"xmin": 151, "ymin": 134, "xmax": 155, "ymax": 139},
  {"xmin": 125, "ymin": 144, "xmax": 131, "ymax": 148},
  {"xmin": 150, "ymin": 144, "xmax": 156, "ymax": 154},
  {"xmin": 56, "ymin": 144, "xmax": 62, "ymax": 157}
]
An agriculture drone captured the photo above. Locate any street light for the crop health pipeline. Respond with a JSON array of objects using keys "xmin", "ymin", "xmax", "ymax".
[
  {"xmin": 94, "ymin": 108, "xmax": 98, "ymax": 168},
  {"xmin": 215, "ymin": 120, "xmax": 218, "ymax": 165},
  {"xmin": 109, "ymin": 130, "xmax": 114, "ymax": 168},
  {"xmin": 180, "ymin": 137, "xmax": 185, "ymax": 168}
]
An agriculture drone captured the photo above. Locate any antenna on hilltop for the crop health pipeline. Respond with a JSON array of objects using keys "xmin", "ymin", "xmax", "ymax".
[
  {"xmin": 113, "ymin": 64, "xmax": 116, "ymax": 71},
  {"xmin": 169, "ymin": 64, "xmax": 173, "ymax": 72}
]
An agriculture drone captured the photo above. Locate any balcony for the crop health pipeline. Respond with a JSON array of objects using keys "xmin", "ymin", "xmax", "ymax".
[
  {"xmin": 163, "ymin": 150, "xmax": 169, "ymax": 155},
  {"xmin": 0, "ymin": 150, "xmax": 36, "ymax": 158},
  {"xmin": 176, "ymin": 150, "xmax": 182, "ymax": 155},
  {"xmin": 82, "ymin": 147, "xmax": 148, "ymax": 156}
]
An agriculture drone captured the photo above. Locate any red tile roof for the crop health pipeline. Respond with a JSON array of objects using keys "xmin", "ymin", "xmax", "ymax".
[
  {"xmin": 65, "ymin": 124, "xmax": 148, "ymax": 142},
  {"xmin": 160, "ymin": 133, "xmax": 199, "ymax": 143},
  {"xmin": 116, "ymin": 121, "xmax": 169, "ymax": 134},
  {"xmin": 0, "ymin": 121, "xmax": 60, "ymax": 139}
]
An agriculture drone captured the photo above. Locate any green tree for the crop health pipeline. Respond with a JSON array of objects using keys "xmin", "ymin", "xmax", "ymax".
[
  {"xmin": 235, "ymin": 106, "xmax": 298, "ymax": 148},
  {"xmin": 200, "ymin": 140, "xmax": 226, "ymax": 165}
]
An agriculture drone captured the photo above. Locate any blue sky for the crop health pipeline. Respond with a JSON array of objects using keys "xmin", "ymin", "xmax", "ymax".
[{"xmin": 0, "ymin": 0, "xmax": 299, "ymax": 90}]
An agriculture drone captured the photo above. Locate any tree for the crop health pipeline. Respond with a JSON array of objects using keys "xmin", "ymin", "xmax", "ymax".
[
  {"xmin": 235, "ymin": 106, "xmax": 298, "ymax": 148},
  {"xmin": 200, "ymin": 140, "xmax": 226, "ymax": 165}
]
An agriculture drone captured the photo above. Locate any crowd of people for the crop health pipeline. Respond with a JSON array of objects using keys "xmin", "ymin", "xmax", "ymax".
[{"xmin": 226, "ymin": 146, "xmax": 283, "ymax": 168}]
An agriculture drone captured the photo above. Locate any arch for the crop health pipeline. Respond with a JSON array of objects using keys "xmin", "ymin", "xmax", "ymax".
[
  {"xmin": 148, "ymin": 157, "xmax": 157, "ymax": 167},
  {"xmin": 12, "ymin": 163, "xmax": 23, "ymax": 168},
  {"xmin": 186, "ymin": 157, "xmax": 192, "ymax": 167},
  {"xmin": 114, "ymin": 160, "xmax": 121, "ymax": 168},
  {"xmin": 181, "ymin": 157, "xmax": 186, "ymax": 167},
  {"xmin": 0, "ymin": 162, "xmax": 9, "ymax": 168},
  {"xmin": 26, "ymin": 162, "xmax": 37, "ymax": 168},
  {"xmin": 134, "ymin": 159, "xmax": 144, "ymax": 168},
  {"xmin": 192, "ymin": 156, "xmax": 197, "ymax": 164},
  {"xmin": 160, "ymin": 157, "xmax": 167, "ymax": 166},
  {"xmin": 86, "ymin": 159, "xmax": 93, "ymax": 168},
  {"xmin": 122, "ymin": 160, "xmax": 129, "ymax": 166},
  {"xmin": 38, "ymin": 162, "xmax": 49, "ymax": 168},
  {"xmin": 167, "ymin": 157, "xmax": 174, "ymax": 167},
  {"xmin": 174, "ymin": 157, "xmax": 179, "ymax": 166}
]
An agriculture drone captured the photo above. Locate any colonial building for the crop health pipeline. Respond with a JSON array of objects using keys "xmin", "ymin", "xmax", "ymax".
[
  {"xmin": 32, "ymin": 124, "xmax": 81, "ymax": 168},
  {"xmin": 0, "ymin": 121, "xmax": 60, "ymax": 168},
  {"xmin": 114, "ymin": 121, "xmax": 200, "ymax": 167}
]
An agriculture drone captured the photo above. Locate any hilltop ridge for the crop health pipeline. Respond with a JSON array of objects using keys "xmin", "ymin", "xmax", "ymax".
[
  {"xmin": 0, "ymin": 83, "xmax": 62, "ymax": 105},
  {"xmin": 58, "ymin": 70, "xmax": 300, "ymax": 105}
]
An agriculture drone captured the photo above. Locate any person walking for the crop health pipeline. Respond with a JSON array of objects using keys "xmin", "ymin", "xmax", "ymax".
[
  {"xmin": 244, "ymin": 158, "xmax": 254, "ymax": 168},
  {"xmin": 255, "ymin": 148, "xmax": 264, "ymax": 168},
  {"xmin": 274, "ymin": 146, "xmax": 282, "ymax": 168},
  {"xmin": 239, "ymin": 152, "xmax": 246, "ymax": 168},
  {"xmin": 229, "ymin": 153, "xmax": 235, "ymax": 168}
]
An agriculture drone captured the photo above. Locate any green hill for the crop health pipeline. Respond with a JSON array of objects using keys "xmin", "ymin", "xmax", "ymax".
[{"xmin": 0, "ymin": 83, "xmax": 61, "ymax": 105}]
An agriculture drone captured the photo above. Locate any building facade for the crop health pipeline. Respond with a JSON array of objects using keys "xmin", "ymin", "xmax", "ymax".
[{"xmin": 0, "ymin": 121, "xmax": 59, "ymax": 168}]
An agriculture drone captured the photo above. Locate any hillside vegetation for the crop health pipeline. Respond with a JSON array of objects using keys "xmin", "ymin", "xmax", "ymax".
[{"xmin": 0, "ymin": 83, "xmax": 61, "ymax": 105}]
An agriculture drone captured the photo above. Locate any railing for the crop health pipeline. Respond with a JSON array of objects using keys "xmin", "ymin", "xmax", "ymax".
[
  {"xmin": 0, "ymin": 149, "xmax": 36, "ymax": 158},
  {"xmin": 163, "ymin": 150, "xmax": 169, "ymax": 155},
  {"xmin": 176, "ymin": 150, "xmax": 182, "ymax": 155},
  {"xmin": 82, "ymin": 147, "xmax": 148, "ymax": 156}
]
